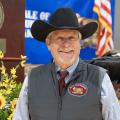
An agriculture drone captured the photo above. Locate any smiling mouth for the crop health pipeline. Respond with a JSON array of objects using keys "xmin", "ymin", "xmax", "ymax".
[
  {"xmin": 59, "ymin": 49, "xmax": 73, "ymax": 53},
  {"xmin": 59, "ymin": 50, "xmax": 74, "ymax": 57}
]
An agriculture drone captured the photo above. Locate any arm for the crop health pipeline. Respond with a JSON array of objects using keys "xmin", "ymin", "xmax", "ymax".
[
  {"xmin": 101, "ymin": 73, "xmax": 120, "ymax": 120},
  {"xmin": 12, "ymin": 76, "xmax": 30, "ymax": 120}
]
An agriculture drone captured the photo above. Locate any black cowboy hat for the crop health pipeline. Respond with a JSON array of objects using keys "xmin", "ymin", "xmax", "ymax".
[{"xmin": 31, "ymin": 8, "xmax": 98, "ymax": 42}]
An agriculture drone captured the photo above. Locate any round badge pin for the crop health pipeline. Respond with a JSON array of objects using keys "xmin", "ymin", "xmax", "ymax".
[{"xmin": 68, "ymin": 83, "xmax": 87, "ymax": 97}]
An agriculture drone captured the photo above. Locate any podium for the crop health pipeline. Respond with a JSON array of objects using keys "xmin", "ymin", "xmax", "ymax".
[{"xmin": 0, "ymin": 0, "xmax": 25, "ymax": 82}]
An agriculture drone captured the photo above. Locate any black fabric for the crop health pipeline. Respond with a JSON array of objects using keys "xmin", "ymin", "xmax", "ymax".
[
  {"xmin": 31, "ymin": 8, "xmax": 98, "ymax": 42},
  {"xmin": 86, "ymin": 57, "xmax": 120, "ymax": 82},
  {"xmin": 49, "ymin": 8, "xmax": 79, "ymax": 27}
]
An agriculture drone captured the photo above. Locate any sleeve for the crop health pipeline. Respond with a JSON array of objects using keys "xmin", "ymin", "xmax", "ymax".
[
  {"xmin": 12, "ymin": 76, "xmax": 30, "ymax": 120},
  {"xmin": 101, "ymin": 73, "xmax": 120, "ymax": 120}
]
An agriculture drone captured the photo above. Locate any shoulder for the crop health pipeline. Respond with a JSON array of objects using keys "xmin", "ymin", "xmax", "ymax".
[
  {"xmin": 31, "ymin": 63, "xmax": 51, "ymax": 73},
  {"xmin": 81, "ymin": 61, "xmax": 107, "ymax": 86},
  {"xmin": 81, "ymin": 60, "xmax": 107, "ymax": 80},
  {"xmin": 28, "ymin": 63, "xmax": 52, "ymax": 78},
  {"xmin": 82, "ymin": 60, "xmax": 107, "ymax": 73},
  {"xmin": 88, "ymin": 62, "xmax": 106, "ymax": 72}
]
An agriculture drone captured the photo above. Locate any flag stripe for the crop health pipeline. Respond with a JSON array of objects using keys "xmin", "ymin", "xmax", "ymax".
[
  {"xmin": 101, "ymin": 3, "xmax": 110, "ymax": 14},
  {"xmin": 93, "ymin": 0, "xmax": 113, "ymax": 57},
  {"xmin": 100, "ymin": 8, "xmax": 112, "ymax": 25},
  {"xmin": 94, "ymin": 3, "xmax": 112, "ymax": 28}
]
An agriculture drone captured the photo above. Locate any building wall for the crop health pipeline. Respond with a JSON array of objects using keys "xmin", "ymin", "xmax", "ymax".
[{"xmin": 114, "ymin": 0, "xmax": 120, "ymax": 49}]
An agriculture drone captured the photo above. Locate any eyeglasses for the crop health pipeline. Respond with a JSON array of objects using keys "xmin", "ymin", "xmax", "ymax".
[{"xmin": 52, "ymin": 36, "xmax": 79, "ymax": 45}]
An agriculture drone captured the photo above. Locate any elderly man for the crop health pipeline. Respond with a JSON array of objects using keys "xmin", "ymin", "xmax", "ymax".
[{"xmin": 13, "ymin": 8, "xmax": 120, "ymax": 120}]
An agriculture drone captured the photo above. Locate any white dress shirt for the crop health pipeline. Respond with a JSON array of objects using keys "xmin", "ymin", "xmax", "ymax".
[{"xmin": 13, "ymin": 61, "xmax": 120, "ymax": 120}]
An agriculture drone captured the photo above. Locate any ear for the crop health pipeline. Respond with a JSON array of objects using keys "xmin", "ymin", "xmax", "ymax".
[{"xmin": 46, "ymin": 38, "xmax": 51, "ymax": 50}]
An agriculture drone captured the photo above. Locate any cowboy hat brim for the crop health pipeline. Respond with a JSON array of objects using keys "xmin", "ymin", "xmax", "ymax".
[{"xmin": 31, "ymin": 20, "xmax": 98, "ymax": 42}]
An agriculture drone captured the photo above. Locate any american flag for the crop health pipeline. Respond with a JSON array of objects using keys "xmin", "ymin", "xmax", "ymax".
[{"xmin": 93, "ymin": 0, "xmax": 114, "ymax": 57}]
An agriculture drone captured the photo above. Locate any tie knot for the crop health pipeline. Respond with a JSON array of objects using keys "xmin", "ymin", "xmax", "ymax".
[{"xmin": 58, "ymin": 70, "xmax": 68, "ymax": 79}]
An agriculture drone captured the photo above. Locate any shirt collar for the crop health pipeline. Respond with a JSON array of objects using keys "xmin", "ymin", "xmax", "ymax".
[{"xmin": 56, "ymin": 57, "xmax": 79, "ymax": 75}]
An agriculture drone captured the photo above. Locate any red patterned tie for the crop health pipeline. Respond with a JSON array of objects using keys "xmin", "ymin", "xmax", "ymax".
[{"xmin": 58, "ymin": 70, "xmax": 68, "ymax": 96}]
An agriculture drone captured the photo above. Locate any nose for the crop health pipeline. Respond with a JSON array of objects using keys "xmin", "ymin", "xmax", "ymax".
[{"xmin": 62, "ymin": 39, "xmax": 71, "ymax": 47}]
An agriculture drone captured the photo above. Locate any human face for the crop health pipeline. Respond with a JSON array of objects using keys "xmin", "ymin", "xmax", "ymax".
[{"xmin": 46, "ymin": 29, "xmax": 82, "ymax": 69}]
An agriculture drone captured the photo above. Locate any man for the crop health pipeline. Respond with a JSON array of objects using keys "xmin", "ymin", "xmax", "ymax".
[{"xmin": 13, "ymin": 8, "xmax": 120, "ymax": 120}]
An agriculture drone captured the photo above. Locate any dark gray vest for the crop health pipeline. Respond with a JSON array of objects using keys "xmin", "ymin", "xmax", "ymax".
[{"xmin": 28, "ymin": 61, "xmax": 106, "ymax": 120}]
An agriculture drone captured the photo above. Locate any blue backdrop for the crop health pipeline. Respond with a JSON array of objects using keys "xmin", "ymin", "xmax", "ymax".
[{"xmin": 25, "ymin": 0, "xmax": 115, "ymax": 64}]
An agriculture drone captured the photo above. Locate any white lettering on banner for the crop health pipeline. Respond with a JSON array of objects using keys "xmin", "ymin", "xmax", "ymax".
[
  {"xmin": 25, "ymin": 10, "xmax": 38, "ymax": 38},
  {"xmin": 39, "ymin": 12, "xmax": 50, "ymax": 21},
  {"xmin": 25, "ymin": 10, "xmax": 51, "ymax": 39},
  {"xmin": 25, "ymin": 10, "xmax": 38, "ymax": 19},
  {"xmin": 25, "ymin": 29, "xmax": 33, "ymax": 38},
  {"xmin": 25, "ymin": 19, "xmax": 35, "ymax": 28}
]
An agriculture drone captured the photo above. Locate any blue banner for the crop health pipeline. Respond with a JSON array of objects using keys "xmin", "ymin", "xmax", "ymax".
[{"xmin": 25, "ymin": 0, "xmax": 115, "ymax": 64}]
